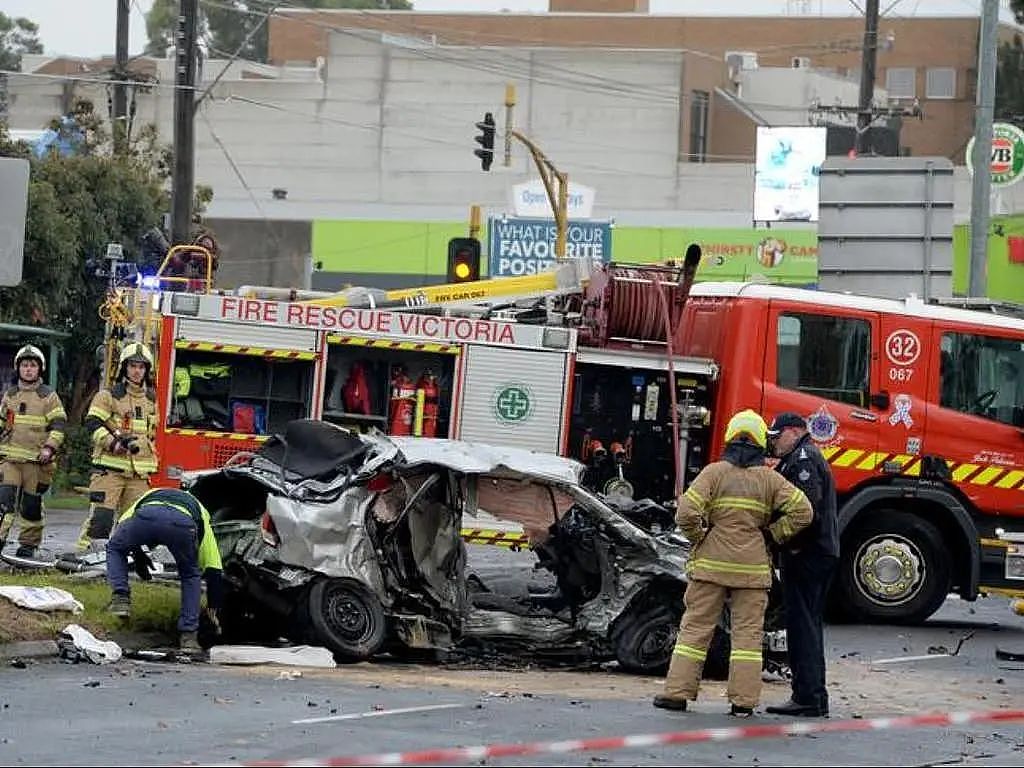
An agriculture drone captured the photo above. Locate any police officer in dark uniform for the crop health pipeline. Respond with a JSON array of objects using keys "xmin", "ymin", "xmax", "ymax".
[{"xmin": 764, "ymin": 412, "xmax": 839, "ymax": 717}]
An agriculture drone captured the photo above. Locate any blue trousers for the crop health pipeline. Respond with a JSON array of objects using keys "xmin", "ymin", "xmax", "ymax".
[{"xmin": 106, "ymin": 505, "xmax": 201, "ymax": 632}]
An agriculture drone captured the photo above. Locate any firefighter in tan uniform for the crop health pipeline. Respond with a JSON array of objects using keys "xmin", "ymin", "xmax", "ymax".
[
  {"xmin": 0, "ymin": 346, "xmax": 67, "ymax": 558},
  {"xmin": 75, "ymin": 342, "xmax": 158, "ymax": 552},
  {"xmin": 654, "ymin": 410, "xmax": 813, "ymax": 717}
]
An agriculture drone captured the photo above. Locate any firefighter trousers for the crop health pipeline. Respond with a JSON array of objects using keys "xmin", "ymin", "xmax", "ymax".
[
  {"xmin": 0, "ymin": 460, "xmax": 54, "ymax": 549},
  {"xmin": 77, "ymin": 470, "xmax": 151, "ymax": 552},
  {"xmin": 663, "ymin": 580, "xmax": 769, "ymax": 709}
]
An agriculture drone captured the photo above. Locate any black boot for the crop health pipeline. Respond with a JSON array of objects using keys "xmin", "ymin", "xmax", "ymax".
[
  {"xmin": 765, "ymin": 698, "xmax": 828, "ymax": 717},
  {"xmin": 14, "ymin": 545, "xmax": 37, "ymax": 559},
  {"xmin": 653, "ymin": 696, "xmax": 687, "ymax": 711}
]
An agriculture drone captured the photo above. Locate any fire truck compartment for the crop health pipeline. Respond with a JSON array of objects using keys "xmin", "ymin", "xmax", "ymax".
[
  {"xmin": 322, "ymin": 339, "xmax": 457, "ymax": 438},
  {"xmin": 568, "ymin": 358, "xmax": 714, "ymax": 504},
  {"xmin": 168, "ymin": 348, "xmax": 315, "ymax": 436}
]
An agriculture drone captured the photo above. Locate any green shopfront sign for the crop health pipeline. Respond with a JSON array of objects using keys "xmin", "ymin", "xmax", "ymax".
[
  {"xmin": 966, "ymin": 122, "xmax": 1024, "ymax": 188},
  {"xmin": 611, "ymin": 226, "xmax": 818, "ymax": 284},
  {"xmin": 493, "ymin": 384, "xmax": 533, "ymax": 424}
]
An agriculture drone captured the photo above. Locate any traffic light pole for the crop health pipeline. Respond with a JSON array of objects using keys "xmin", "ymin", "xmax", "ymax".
[{"xmin": 501, "ymin": 85, "xmax": 569, "ymax": 260}]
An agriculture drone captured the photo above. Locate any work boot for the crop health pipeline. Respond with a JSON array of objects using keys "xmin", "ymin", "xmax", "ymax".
[
  {"xmin": 729, "ymin": 704, "xmax": 754, "ymax": 718},
  {"xmin": 14, "ymin": 545, "xmax": 37, "ymax": 559},
  {"xmin": 652, "ymin": 695, "xmax": 687, "ymax": 712},
  {"xmin": 765, "ymin": 698, "xmax": 827, "ymax": 717},
  {"xmin": 179, "ymin": 631, "xmax": 203, "ymax": 654},
  {"xmin": 107, "ymin": 592, "xmax": 131, "ymax": 619}
]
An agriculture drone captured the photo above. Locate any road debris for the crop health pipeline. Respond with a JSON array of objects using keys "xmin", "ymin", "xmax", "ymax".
[
  {"xmin": 57, "ymin": 624, "xmax": 122, "ymax": 664},
  {"xmin": 209, "ymin": 644, "xmax": 336, "ymax": 668}
]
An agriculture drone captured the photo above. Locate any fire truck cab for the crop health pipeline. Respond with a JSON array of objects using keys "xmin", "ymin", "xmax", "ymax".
[{"xmin": 678, "ymin": 282, "xmax": 1024, "ymax": 623}]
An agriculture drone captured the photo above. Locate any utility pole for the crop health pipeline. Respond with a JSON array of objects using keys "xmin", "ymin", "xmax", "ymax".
[
  {"xmin": 113, "ymin": 0, "xmax": 131, "ymax": 155},
  {"xmin": 969, "ymin": 0, "xmax": 1000, "ymax": 298},
  {"xmin": 854, "ymin": 0, "xmax": 880, "ymax": 155},
  {"xmin": 501, "ymin": 83, "xmax": 570, "ymax": 259},
  {"xmin": 171, "ymin": 0, "xmax": 200, "ymax": 245}
]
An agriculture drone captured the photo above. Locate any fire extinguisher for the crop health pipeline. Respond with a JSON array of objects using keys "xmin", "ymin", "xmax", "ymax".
[
  {"xmin": 417, "ymin": 371, "xmax": 440, "ymax": 438},
  {"xmin": 388, "ymin": 367, "xmax": 416, "ymax": 436}
]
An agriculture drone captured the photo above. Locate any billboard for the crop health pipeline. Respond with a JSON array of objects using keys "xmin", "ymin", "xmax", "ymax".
[
  {"xmin": 488, "ymin": 216, "xmax": 612, "ymax": 277},
  {"xmin": 754, "ymin": 126, "xmax": 827, "ymax": 223}
]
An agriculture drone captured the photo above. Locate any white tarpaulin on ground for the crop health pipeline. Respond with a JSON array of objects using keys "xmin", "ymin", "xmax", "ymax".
[
  {"xmin": 209, "ymin": 644, "xmax": 337, "ymax": 668},
  {"xmin": 0, "ymin": 586, "xmax": 83, "ymax": 614}
]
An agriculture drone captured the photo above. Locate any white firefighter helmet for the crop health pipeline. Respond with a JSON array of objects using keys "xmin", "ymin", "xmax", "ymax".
[
  {"xmin": 14, "ymin": 345, "xmax": 45, "ymax": 374},
  {"xmin": 118, "ymin": 342, "xmax": 154, "ymax": 376}
]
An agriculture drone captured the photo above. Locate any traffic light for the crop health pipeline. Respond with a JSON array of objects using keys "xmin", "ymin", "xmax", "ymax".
[
  {"xmin": 474, "ymin": 112, "xmax": 496, "ymax": 171},
  {"xmin": 447, "ymin": 237, "xmax": 481, "ymax": 283}
]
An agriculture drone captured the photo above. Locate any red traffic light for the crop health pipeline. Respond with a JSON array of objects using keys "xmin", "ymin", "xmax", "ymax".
[{"xmin": 447, "ymin": 237, "xmax": 481, "ymax": 283}]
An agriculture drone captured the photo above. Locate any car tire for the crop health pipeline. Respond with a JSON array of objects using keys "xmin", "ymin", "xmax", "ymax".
[
  {"xmin": 612, "ymin": 605, "xmax": 680, "ymax": 675},
  {"xmin": 834, "ymin": 513, "xmax": 951, "ymax": 625},
  {"xmin": 307, "ymin": 578, "xmax": 387, "ymax": 661}
]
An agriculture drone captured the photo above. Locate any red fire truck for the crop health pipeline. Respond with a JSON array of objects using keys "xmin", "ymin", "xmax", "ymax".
[{"xmin": 110, "ymin": 252, "xmax": 1024, "ymax": 624}]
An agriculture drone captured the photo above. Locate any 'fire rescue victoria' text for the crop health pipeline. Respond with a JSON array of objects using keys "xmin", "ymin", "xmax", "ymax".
[{"xmin": 218, "ymin": 297, "xmax": 516, "ymax": 344}]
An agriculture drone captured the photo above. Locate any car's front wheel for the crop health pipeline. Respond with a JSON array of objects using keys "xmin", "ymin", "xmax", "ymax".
[
  {"xmin": 307, "ymin": 578, "xmax": 387, "ymax": 661},
  {"xmin": 612, "ymin": 605, "xmax": 680, "ymax": 675}
]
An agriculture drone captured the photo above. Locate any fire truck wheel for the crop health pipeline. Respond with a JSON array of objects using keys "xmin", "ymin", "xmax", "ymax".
[
  {"xmin": 837, "ymin": 513, "xmax": 951, "ymax": 624},
  {"xmin": 307, "ymin": 578, "xmax": 387, "ymax": 661},
  {"xmin": 612, "ymin": 604, "xmax": 680, "ymax": 675}
]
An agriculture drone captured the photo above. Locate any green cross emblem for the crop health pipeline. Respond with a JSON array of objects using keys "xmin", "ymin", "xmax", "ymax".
[{"xmin": 494, "ymin": 385, "xmax": 532, "ymax": 423}]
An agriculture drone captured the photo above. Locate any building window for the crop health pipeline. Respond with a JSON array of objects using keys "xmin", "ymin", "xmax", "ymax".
[
  {"xmin": 689, "ymin": 90, "xmax": 709, "ymax": 163},
  {"xmin": 885, "ymin": 67, "xmax": 916, "ymax": 99},
  {"xmin": 925, "ymin": 67, "xmax": 956, "ymax": 99},
  {"xmin": 777, "ymin": 313, "xmax": 871, "ymax": 406},
  {"xmin": 940, "ymin": 332, "xmax": 1024, "ymax": 427}
]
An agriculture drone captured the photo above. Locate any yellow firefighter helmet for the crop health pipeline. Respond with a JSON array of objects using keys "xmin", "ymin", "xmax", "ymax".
[
  {"xmin": 118, "ymin": 342, "xmax": 154, "ymax": 373},
  {"xmin": 14, "ymin": 344, "xmax": 45, "ymax": 373},
  {"xmin": 724, "ymin": 409, "xmax": 768, "ymax": 450}
]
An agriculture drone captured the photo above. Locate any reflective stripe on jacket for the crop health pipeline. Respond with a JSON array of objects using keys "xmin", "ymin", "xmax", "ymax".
[
  {"xmin": 0, "ymin": 384, "xmax": 67, "ymax": 461},
  {"xmin": 677, "ymin": 460, "xmax": 813, "ymax": 588},
  {"xmin": 119, "ymin": 488, "xmax": 222, "ymax": 572}
]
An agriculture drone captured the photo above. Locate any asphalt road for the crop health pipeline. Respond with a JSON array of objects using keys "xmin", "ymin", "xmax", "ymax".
[{"xmin": 0, "ymin": 509, "xmax": 1022, "ymax": 766}]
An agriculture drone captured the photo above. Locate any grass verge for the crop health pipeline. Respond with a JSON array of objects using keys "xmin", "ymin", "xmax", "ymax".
[
  {"xmin": 0, "ymin": 573, "xmax": 180, "ymax": 644},
  {"xmin": 46, "ymin": 492, "xmax": 90, "ymax": 511}
]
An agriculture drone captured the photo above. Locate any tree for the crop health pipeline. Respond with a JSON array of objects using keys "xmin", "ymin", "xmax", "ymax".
[
  {"xmin": 997, "ymin": 33, "xmax": 1024, "ymax": 121},
  {"xmin": 0, "ymin": 101, "xmax": 179, "ymax": 483},
  {"xmin": 145, "ymin": 0, "xmax": 413, "ymax": 63},
  {"xmin": 0, "ymin": 12, "xmax": 42, "ymax": 71}
]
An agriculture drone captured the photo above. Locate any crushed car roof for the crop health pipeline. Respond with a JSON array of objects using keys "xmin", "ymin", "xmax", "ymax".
[{"xmin": 387, "ymin": 436, "xmax": 584, "ymax": 486}]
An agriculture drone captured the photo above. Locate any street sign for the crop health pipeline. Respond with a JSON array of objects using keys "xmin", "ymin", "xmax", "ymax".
[
  {"xmin": 488, "ymin": 216, "xmax": 612, "ymax": 277},
  {"xmin": 966, "ymin": 122, "xmax": 1024, "ymax": 188},
  {"xmin": 0, "ymin": 157, "xmax": 29, "ymax": 287}
]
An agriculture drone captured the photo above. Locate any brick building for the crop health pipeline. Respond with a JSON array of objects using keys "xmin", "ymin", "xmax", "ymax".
[{"xmin": 267, "ymin": 0, "xmax": 1014, "ymax": 161}]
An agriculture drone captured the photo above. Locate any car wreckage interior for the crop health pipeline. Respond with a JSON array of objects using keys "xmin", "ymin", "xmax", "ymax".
[{"xmin": 189, "ymin": 420, "xmax": 786, "ymax": 678}]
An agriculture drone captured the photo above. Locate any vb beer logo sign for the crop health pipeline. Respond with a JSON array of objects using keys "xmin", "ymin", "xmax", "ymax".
[{"xmin": 966, "ymin": 122, "xmax": 1024, "ymax": 188}]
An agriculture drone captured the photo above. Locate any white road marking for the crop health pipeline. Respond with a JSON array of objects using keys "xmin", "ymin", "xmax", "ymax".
[
  {"xmin": 870, "ymin": 654, "xmax": 954, "ymax": 665},
  {"xmin": 292, "ymin": 703, "xmax": 466, "ymax": 725}
]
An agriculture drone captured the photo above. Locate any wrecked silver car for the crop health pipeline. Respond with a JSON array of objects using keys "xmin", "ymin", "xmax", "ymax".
[{"xmin": 189, "ymin": 420, "xmax": 785, "ymax": 676}]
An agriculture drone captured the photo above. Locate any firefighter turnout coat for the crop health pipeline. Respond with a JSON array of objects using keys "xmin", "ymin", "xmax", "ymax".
[
  {"xmin": 0, "ymin": 383, "xmax": 67, "ymax": 467},
  {"xmin": 677, "ymin": 460, "xmax": 813, "ymax": 588},
  {"xmin": 84, "ymin": 381, "xmax": 158, "ymax": 477}
]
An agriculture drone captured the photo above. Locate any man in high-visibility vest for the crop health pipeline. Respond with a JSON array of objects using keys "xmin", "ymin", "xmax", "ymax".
[
  {"xmin": 654, "ymin": 409, "xmax": 813, "ymax": 717},
  {"xmin": 75, "ymin": 342, "xmax": 158, "ymax": 552},
  {"xmin": 0, "ymin": 345, "xmax": 67, "ymax": 558},
  {"xmin": 106, "ymin": 487, "xmax": 224, "ymax": 652}
]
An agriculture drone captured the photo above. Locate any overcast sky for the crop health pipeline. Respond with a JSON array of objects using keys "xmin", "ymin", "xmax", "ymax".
[{"xmin": 0, "ymin": 0, "xmax": 1010, "ymax": 59}]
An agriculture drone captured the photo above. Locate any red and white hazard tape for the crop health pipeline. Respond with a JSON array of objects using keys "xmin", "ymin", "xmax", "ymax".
[{"xmin": 233, "ymin": 709, "xmax": 1024, "ymax": 767}]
